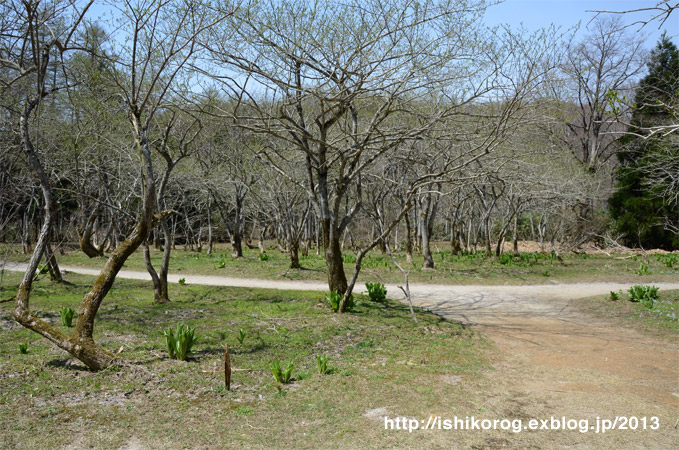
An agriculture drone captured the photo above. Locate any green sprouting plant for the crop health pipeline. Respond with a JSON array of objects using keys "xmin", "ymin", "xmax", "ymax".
[
  {"xmin": 164, "ymin": 323, "xmax": 199, "ymax": 361},
  {"xmin": 214, "ymin": 259, "xmax": 226, "ymax": 269},
  {"xmin": 258, "ymin": 253, "xmax": 270, "ymax": 261},
  {"xmin": 326, "ymin": 291, "xmax": 341, "ymax": 312},
  {"xmin": 60, "ymin": 307, "xmax": 75, "ymax": 327},
  {"xmin": 497, "ymin": 253, "xmax": 514, "ymax": 266},
  {"xmin": 178, "ymin": 277, "xmax": 186, "ymax": 285},
  {"xmin": 628, "ymin": 285, "xmax": 659, "ymax": 309},
  {"xmin": 236, "ymin": 329, "xmax": 246, "ymax": 346},
  {"xmin": 609, "ymin": 291, "xmax": 620, "ymax": 301},
  {"xmin": 342, "ymin": 254, "xmax": 356, "ymax": 263},
  {"xmin": 656, "ymin": 253, "xmax": 678, "ymax": 268},
  {"xmin": 271, "ymin": 360, "xmax": 294, "ymax": 384},
  {"xmin": 18, "ymin": 344, "xmax": 28, "ymax": 354},
  {"xmin": 634, "ymin": 263, "xmax": 651, "ymax": 275},
  {"xmin": 316, "ymin": 354, "xmax": 332, "ymax": 374},
  {"xmin": 365, "ymin": 283, "xmax": 387, "ymax": 302},
  {"xmin": 325, "ymin": 290, "xmax": 355, "ymax": 312},
  {"xmin": 541, "ymin": 269, "xmax": 551, "ymax": 277}
]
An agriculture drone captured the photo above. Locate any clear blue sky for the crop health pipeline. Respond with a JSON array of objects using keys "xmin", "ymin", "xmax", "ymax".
[{"xmin": 482, "ymin": 0, "xmax": 678, "ymax": 49}]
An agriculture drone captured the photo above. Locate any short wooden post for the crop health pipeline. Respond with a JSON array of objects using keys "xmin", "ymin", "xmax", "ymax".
[{"xmin": 224, "ymin": 344, "xmax": 231, "ymax": 390}]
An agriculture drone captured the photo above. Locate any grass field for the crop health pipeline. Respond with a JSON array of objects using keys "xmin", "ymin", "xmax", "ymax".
[
  {"xmin": 574, "ymin": 287, "xmax": 679, "ymax": 338},
  {"xmin": 0, "ymin": 272, "xmax": 492, "ymax": 449},
  {"xmin": 2, "ymin": 246, "xmax": 677, "ymax": 448},
  {"xmin": 3, "ymin": 242, "xmax": 678, "ymax": 286}
]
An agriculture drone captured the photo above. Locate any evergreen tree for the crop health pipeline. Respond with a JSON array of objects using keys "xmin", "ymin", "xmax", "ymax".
[{"xmin": 609, "ymin": 34, "xmax": 679, "ymax": 249}]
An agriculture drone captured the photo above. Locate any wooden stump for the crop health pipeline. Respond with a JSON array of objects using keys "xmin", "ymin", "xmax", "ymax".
[{"xmin": 224, "ymin": 344, "xmax": 231, "ymax": 390}]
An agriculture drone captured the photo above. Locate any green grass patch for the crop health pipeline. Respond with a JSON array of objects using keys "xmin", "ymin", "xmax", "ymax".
[
  {"xmin": 575, "ymin": 289, "xmax": 679, "ymax": 338},
  {"xmin": 0, "ymin": 271, "xmax": 491, "ymax": 449}
]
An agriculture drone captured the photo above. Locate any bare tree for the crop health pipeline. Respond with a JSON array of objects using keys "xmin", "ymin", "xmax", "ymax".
[
  {"xmin": 5, "ymin": 0, "xmax": 226, "ymax": 370},
  {"xmin": 143, "ymin": 107, "xmax": 202, "ymax": 304},
  {"xmin": 203, "ymin": 0, "xmax": 513, "ymax": 295},
  {"xmin": 554, "ymin": 17, "xmax": 646, "ymax": 173}
]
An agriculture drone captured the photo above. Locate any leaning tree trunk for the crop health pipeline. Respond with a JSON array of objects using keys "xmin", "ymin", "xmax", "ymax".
[
  {"xmin": 14, "ymin": 103, "xmax": 161, "ymax": 371},
  {"xmin": 80, "ymin": 208, "xmax": 106, "ymax": 258},
  {"xmin": 45, "ymin": 242, "xmax": 62, "ymax": 283},
  {"xmin": 142, "ymin": 222, "xmax": 171, "ymax": 305}
]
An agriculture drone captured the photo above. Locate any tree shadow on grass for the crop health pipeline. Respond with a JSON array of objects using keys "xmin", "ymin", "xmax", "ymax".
[{"xmin": 46, "ymin": 358, "xmax": 93, "ymax": 372}]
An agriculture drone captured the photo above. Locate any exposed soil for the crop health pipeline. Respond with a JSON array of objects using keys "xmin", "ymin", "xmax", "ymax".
[
  {"xmin": 405, "ymin": 283, "xmax": 679, "ymax": 449},
  {"xmin": 4, "ymin": 262, "xmax": 679, "ymax": 449}
]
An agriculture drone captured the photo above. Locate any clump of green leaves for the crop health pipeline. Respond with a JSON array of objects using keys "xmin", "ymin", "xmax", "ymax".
[
  {"xmin": 236, "ymin": 328, "xmax": 246, "ymax": 346},
  {"xmin": 634, "ymin": 263, "xmax": 651, "ymax": 275},
  {"xmin": 258, "ymin": 253, "xmax": 269, "ymax": 261},
  {"xmin": 271, "ymin": 360, "xmax": 294, "ymax": 384},
  {"xmin": 164, "ymin": 323, "xmax": 199, "ymax": 361},
  {"xmin": 316, "ymin": 354, "xmax": 332, "ymax": 374},
  {"xmin": 628, "ymin": 285, "xmax": 659, "ymax": 309},
  {"xmin": 656, "ymin": 253, "xmax": 678, "ymax": 268},
  {"xmin": 325, "ymin": 290, "xmax": 355, "ymax": 312},
  {"xmin": 214, "ymin": 259, "xmax": 226, "ymax": 269},
  {"xmin": 497, "ymin": 253, "xmax": 514, "ymax": 266},
  {"xmin": 18, "ymin": 343, "xmax": 28, "ymax": 354},
  {"xmin": 609, "ymin": 291, "xmax": 620, "ymax": 301},
  {"xmin": 60, "ymin": 307, "xmax": 75, "ymax": 327},
  {"xmin": 326, "ymin": 291, "xmax": 341, "ymax": 312},
  {"xmin": 178, "ymin": 277, "xmax": 186, "ymax": 286},
  {"xmin": 366, "ymin": 283, "xmax": 387, "ymax": 302}
]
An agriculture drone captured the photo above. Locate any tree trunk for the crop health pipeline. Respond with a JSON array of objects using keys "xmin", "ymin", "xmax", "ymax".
[
  {"xmin": 80, "ymin": 208, "xmax": 105, "ymax": 258},
  {"xmin": 421, "ymin": 219, "xmax": 435, "ymax": 269},
  {"xmin": 14, "ymin": 102, "xmax": 159, "ymax": 371},
  {"xmin": 450, "ymin": 224, "xmax": 462, "ymax": 255},
  {"xmin": 142, "ymin": 223, "xmax": 171, "ymax": 305},
  {"xmin": 231, "ymin": 234, "xmax": 243, "ymax": 258},
  {"xmin": 322, "ymin": 219, "xmax": 347, "ymax": 295},
  {"xmin": 232, "ymin": 194, "xmax": 244, "ymax": 258},
  {"xmin": 207, "ymin": 200, "xmax": 214, "ymax": 255},
  {"xmin": 45, "ymin": 242, "xmax": 62, "ymax": 283},
  {"xmin": 484, "ymin": 217, "xmax": 492, "ymax": 258},
  {"xmin": 512, "ymin": 213, "xmax": 520, "ymax": 257},
  {"xmin": 404, "ymin": 211, "xmax": 414, "ymax": 264},
  {"xmin": 289, "ymin": 239, "xmax": 300, "ymax": 269}
]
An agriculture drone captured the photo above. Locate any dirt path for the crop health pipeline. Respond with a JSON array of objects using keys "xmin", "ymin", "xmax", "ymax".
[
  {"xmin": 4, "ymin": 263, "xmax": 679, "ymax": 448},
  {"xmin": 405, "ymin": 284, "xmax": 679, "ymax": 449}
]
